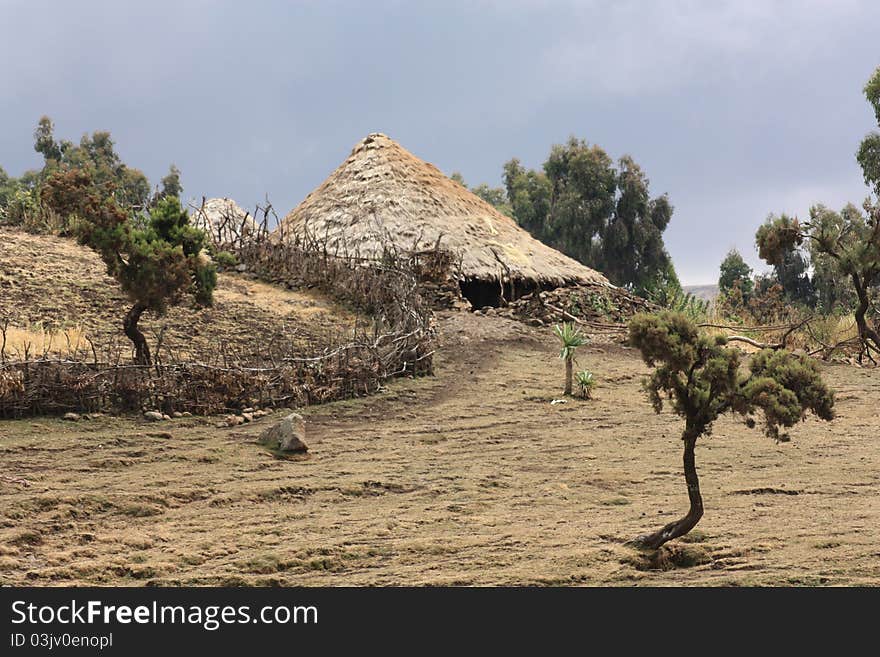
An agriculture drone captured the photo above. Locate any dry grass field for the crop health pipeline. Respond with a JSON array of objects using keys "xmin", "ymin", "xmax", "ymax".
[
  {"xmin": 0, "ymin": 227, "xmax": 358, "ymax": 363},
  {"xmin": 1, "ymin": 310, "xmax": 878, "ymax": 586}
]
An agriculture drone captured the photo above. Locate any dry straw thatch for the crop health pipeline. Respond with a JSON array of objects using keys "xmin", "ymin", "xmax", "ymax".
[
  {"xmin": 191, "ymin": 197, "xmax": 257, "ymax": 249},
  {"xmin": 275, "ymin": 133, "xmax": 609, "ymax": 292}
]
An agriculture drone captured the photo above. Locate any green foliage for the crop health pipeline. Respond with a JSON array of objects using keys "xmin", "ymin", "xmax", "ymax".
[
  {"xmin": 858, "ymin": 66, "xmax": 880, "ymax": 195},
  {"xmin": 628, "ymin": 311, "xmax": 834, "ymax": 441},
  {"xmin": 755, "ymin": 213, "xmax": 802, "ymax": 266},
  {"xmin": 755, "ymin": 67, "xmax": 880, "ymax": 351},
  {"xmin": 554, "ymin": 322, "xmax": 589, "ymax": 396},
  {"xmin": 103, "ymin": 196, "xmax": 216, "ymax": 313},
  {"xmin": 666, "ymin": 290, "xmax": 710, "ymax": 322},
  {"xmin": 0, "ymin": 188, "xmax": 53, "ymax": 231},
  {"xmin": 639, "ymin": 257, "xmax": 707, "ymax": 321},
  {"xmin": 502, "ymin": 138, "xmax": 676, "ymax": 296},
  {"xmin": 1, "ymin": 167, "xmax": 44, "ymax": 222},
  {"xmin": 4, "ymin": 116, "xmax": 185, "ymax": 238},
  {"xmin": 646, "ymin": 274, "xmax": 709, "ymax": 321},
  {"xmin": 639, "ymin": 261, "xmax": 683, "ymax": 306},
  {"xmin": 744, "ymin": 348, "xmax": 835, "ymax": 439},
  {"xmin": 214, "ymin": 250, "xmax": 239, "ymax": 268},
  {"xmin": 33, "ymin": 116, "xmax": 65, "ymax": 163},
  {"xmin": 72, "ymin": 183, "xmax": 216, "ymax": 361},
  {"xmin": 569, "ymin": 290, "xmax": 613, "ymax": 318},
  {"xmin": 159, "ymin": 164, "xmax": 183, "ymax": 200},
  {"xmin": 738, "ymin": 277, "xmax": 787, "ymax": 324},
  {"xmin": 575, "ymin": 369, "xmax": 596, "ymax": 399},
  {"xmin": 758, "ymin": 201, "xmax": 878, "ymax": 331},
  {"xmin": 470, "ymin": 183, "xmax": 511, "ymax": 215},
  {"xmin": 554, "ymin": 322, "xmax": 587, "ymax": 361},
  {"xmin": 718, "ymin": 249, "xmax": 753, "ymax": 300},
  {"xmin": 0, "ymin": 166, "xmax": 16, "ymax": 208},
  {"xmin": 807, "ymin": 204, "xmax": 859, "ymax": 313},
  {"xmin": 448, "ymin": 171, "xmax": 512, "ymax": 215},
  {"xmin": 449, "ymin": 171, "xmax": 466, "ymax": 186},
  {"xmin": 41, "ymin": 168, "xmax": 96, "ymax": 224},
  {"xmin": 754, "ymin": 213, "xmax": 816, "ymax": 306},
  {"xmin": 503, "ymin": 158, "xmax": 551, "ymax": 238},
  {"xmin": 26, "ymin": 115, "xmax": 164, "ymax": 211}
]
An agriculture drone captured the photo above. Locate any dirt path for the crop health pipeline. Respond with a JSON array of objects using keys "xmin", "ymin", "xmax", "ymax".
[{"xmin": 1, "ymin": 311, "xmax": 879, "ymax": 585}]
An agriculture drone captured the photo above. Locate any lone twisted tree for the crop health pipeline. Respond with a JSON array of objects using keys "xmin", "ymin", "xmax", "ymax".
[
  {"xmin": 628, "ymin": 312, "xmax": 834, "ymax": 549},
  {"xmin": 64, "ymin": 175, "xmax": 216, "ymax": 365}
]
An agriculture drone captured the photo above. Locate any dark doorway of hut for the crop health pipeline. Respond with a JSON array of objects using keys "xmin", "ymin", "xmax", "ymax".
[{"xmin": 458, "ymin": 278, "xmax": 543, "ymax": 310}]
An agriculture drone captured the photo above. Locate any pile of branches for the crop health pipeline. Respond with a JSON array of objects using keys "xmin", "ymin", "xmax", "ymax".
[
  {"xmin": 0, "ymin": 332, "xmax": 429, "ymax": 419},
  {"xmin": 499, "ymin": 284, "xmax": 657, "ymax": 336},
  {"xmin": 699, "ymin": 314, "xmax": 880, "ymax": 363},
  {"xmin": 237, "ymin": 216, "xmax": 444, "ymax": 328},
  {"xmin": 0, "ymin": 217, "xmax": 435, "ymax": 418}
]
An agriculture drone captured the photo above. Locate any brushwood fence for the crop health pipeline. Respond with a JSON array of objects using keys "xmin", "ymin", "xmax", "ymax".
[{"xmin": 0, "ymin": 223, "xmax": 436, "ymax": 418}]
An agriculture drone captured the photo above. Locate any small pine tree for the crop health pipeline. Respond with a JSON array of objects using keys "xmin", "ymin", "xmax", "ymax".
[
  {"xmin": 628, "ymin": 311, "xmax": 834, "ymax": 549},
  {"xmin": 70, "ymin": 179, "xmax": 216, "ymax": 365},
  {"xmin": 718, "ymin": 249, "xmax": 753, "ymax": 301},
  {"xmin": 159, "ymin": 164, "xmax": 183, "ymax": 201}
]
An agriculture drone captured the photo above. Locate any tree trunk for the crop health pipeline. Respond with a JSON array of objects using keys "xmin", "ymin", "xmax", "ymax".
[
  {"xmin": 564, "ymin": 358, "xmax": 572, "ymax": 396},
  {"xmin": 851, "ymin": 273, "xmax": 880, "ymax": 361},
  {"xmin": 631, "ymin": 432, "xmax": 703, "ymax": 550},
  {"xmin": 123, "ymin": 302, "xmax": 151, "ymax": 366}
]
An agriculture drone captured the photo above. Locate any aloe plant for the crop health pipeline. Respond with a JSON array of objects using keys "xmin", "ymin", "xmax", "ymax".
[
  {"xmin": 575, "ymin": 369, "xmax": 596, "ymax": 399},
  {"xmin": 553, "ymin": 322, "xmax": 588, "ymax": 396}
]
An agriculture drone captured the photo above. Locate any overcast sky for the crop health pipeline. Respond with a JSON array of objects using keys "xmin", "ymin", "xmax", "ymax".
[{"xmin": 2, "ymin": 1, "xmax": 878, "ymax": 284}]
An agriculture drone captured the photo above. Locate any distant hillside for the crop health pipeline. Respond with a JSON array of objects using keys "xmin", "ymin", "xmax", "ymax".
[{"xmin": 683, "ymin": 284, "xmax": 719, "ymax": 302}]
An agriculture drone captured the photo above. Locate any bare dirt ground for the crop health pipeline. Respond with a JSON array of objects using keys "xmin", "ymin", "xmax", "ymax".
[{"xmin": 1, "ymin": 310, "xmax": 878, "ymax": 586}]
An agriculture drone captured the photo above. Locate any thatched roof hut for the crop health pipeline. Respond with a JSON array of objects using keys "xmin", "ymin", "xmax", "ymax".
[
  {"xmin": 191, "ymin": 197, "xmax": 257, "ymax": 250},
  {"xmin": 275, "ymin": 133, "xmax": 609, "ymax": 307}
]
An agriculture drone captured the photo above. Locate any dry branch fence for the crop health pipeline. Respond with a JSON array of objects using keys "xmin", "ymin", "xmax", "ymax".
[{"xmin": 0, "ymin": 210, "xmax": 436, "ymax": 418}]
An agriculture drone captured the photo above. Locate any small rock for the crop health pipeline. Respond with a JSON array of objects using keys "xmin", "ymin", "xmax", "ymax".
[
  {"xmin": 181, "ymin": 412, "xmax": 192, "ymax": 417},
  {"xmin": 225, "ymin": 415, "xmax": 244, "ymax": 427},
  {"xmin": 242, "ymin": 412, "xmax": 254, "ymax": 423},
  {"xmin": 259, "ymin": 412, "xmax": 307, "ymax": 453},
  {"xmin": 235, "ymin": 263, "xmax": 248, "ymax": 273},
  {"xmin": 172, "ymin": 411, "xmax": 184, "ymax": 418},
  {"xmin": 144, "ymin": 411, "xmax": 165, "ymax": 422},
  {"xmin": 162, "ymin": 414, "xmax": 172, "ymax": 421},
  {"xmin": 63, "ymin": 412, "xmax": 81, "ymax": 421},
  {"xmin": 242, "ymin": 407, "xmax": 254, "ymax": 414}
]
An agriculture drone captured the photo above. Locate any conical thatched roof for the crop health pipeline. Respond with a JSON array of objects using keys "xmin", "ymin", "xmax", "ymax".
[
  {"xmin": 275, "ymin": 134, "xmax": 609, "ymax": 288},
  {"xmin": 191, "ymin": 197, "xmax": 257, "ymax": 249}
]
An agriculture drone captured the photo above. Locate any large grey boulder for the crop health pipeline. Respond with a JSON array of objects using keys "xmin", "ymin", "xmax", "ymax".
[{"xmin": 259, "ymin": 412, "xmax": 307, "ymax": 453}]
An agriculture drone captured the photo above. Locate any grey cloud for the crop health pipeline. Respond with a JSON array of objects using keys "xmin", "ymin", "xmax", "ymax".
[{"xmin": 2, "ymin": 0, "xmax": 878, "ymax": 283}]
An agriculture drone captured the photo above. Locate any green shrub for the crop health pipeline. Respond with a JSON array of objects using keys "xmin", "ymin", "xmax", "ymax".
[
  {"xmin": 214, "ymin": 251, "xmax": 238, "ymax": 268},
  {"xmin": 575, "ymin": 369, "xmax": 596, "ymax": 399}
]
